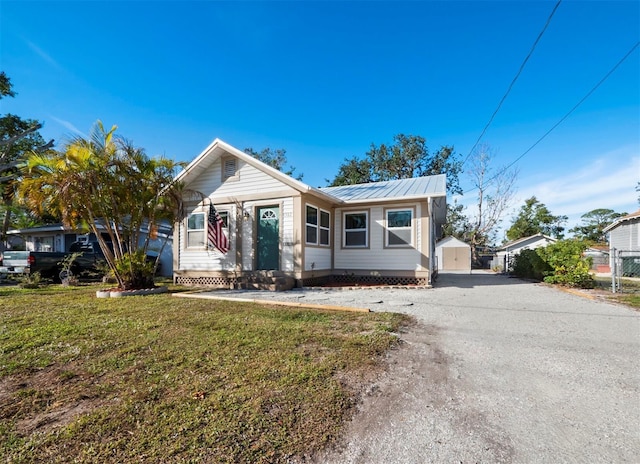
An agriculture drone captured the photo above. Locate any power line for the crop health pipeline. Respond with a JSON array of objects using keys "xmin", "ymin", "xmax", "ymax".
[
  {"xmin": 464, "ymin": 40, "xmax": 640, "ymax": 195},
  {"xmin": 461, "ymin": 0, "xmax": 563, "ymax": 166}
]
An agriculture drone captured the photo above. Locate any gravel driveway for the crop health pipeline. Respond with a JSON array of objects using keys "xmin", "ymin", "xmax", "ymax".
[{"xmin": 202, "ymin": 271, "xmax": 640, "ymax": 463}]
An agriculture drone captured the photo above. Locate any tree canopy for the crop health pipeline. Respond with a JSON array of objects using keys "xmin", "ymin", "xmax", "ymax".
[
  {"xmin": 328, "ymin": 134, "xmax": 462, "ymax": 195},
  {"xmin": 244, "ymin": 147, "xmax": 303, "ymax": 180},
  {"xmin": 18, "ymin": 121, "xmax": 184, "ymax": 289},
  {"xmin": 1, "ymin": 72, "xmax": 55, "ymax": 247},
  {"xmin": 506, "ymin": 196, "xmax": 567, "ymax": 241},
  {"xmin": 464, "ymin": 144, "xmax": 518, "ymax": 260},
  {"xmin": 569, "ymin": 208, "xmax": 626, "ymax": 244}
]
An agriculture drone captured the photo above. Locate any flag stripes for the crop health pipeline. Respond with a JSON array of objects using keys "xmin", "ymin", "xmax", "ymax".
[{"xmin": 208, "ymin": 204, "xmax": 229, "ymax": 253}]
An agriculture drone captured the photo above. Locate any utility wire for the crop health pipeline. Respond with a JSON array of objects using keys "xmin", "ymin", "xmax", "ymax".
[
  {"xmin": 463, "ymin": 40, "xmax": 640, "ymax": 195},
  {"xmin": 462, "ymin": 0, "xmax": 563, "ymax": 166}
]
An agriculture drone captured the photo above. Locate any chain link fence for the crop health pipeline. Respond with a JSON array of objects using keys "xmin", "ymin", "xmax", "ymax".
[{"xmin": 611, "ymin": 249, "xmax": 640, "ymax": 293}]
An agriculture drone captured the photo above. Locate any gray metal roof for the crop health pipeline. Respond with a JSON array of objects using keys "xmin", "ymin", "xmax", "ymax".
[{"xmin": 319, "ymin": 174, "xmax": 446, "ymax": 203}]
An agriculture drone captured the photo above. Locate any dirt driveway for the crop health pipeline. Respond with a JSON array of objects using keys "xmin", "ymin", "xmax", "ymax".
[{"xmin": 205, "ymin": 271, "xmax": 640, "ymax": 463}]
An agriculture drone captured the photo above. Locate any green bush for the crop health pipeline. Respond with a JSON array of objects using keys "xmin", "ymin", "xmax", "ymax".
[
  {"xmin": 511, "ymin": 248, "xmax": 551, "ymax": 280},
  {"xmin": 114, "ymin": 251, "xmax": 155, "ymax": 290},
  {"xmin": 536, "ymin": 240, "xmax": 595, "ymax": 288}
]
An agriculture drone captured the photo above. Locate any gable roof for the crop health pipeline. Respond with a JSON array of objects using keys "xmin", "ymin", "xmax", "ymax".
[
  {"xmin": 174, "ymin": 138, "xmax": 447, "ymax": 210},
  {"xmin": 603, "ymin": 209, "xmax": 640, "ymax": 233},
  {"xmin": 173, "ymin": 138, "xmax": 342, "ymax": 204},
  {"xmin": 436, "ymin": 236, "xmax": 470, "ymax": 248},
  {"xmin": 497, "ymin": 233, "xmax": 556, "ymax": 251}
]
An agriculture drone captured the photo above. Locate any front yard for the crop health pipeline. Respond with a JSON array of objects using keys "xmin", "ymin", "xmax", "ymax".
[{"xmin": 0, "ymin": 283, "xmax": 409, "ymax": 463}]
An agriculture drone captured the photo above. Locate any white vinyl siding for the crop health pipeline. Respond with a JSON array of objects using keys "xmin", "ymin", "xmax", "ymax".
[
  {"xmin": 609, "ymin": 220, "xmax": 640, "ymax": 252},
  {"xmin": 335, "ymin": 204, "xmax": 423, "ymax": 271},
  {"xmin": 305, "ymin": 247, "xmax": 332, "ymax": 271},
  {"xmin": 189, "ymin": 157, "xmax": 297, "ymax": 201}
]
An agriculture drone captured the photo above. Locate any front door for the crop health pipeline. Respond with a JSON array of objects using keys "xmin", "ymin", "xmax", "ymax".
[{"xmin": 256, "ymin": 205, "xmax": 280, "ymax": 270}]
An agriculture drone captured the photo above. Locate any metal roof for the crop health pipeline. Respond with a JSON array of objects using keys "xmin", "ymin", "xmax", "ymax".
[{"xmin": 319, "ymin": 175, "xmax": 446, "ymax": 203}]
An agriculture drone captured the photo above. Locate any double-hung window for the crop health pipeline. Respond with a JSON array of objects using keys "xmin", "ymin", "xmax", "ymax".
[
  {"xmin": 187, "ymin": 210, "xmax": 230, "ymax": 248},
  {"xmin": 386, "ymin": 209, "xmax": 413, "ymax": 247},
  {"xmin": 306, "ymin": 205, "xmax": 330, "ymax": 246},
  {"xmin": 187, "ymin": 212, "xmax": 205, "ymax": 248},
  {"xmin": 343, "ymin": 211, "xmax": 368, "ymax": 248}
]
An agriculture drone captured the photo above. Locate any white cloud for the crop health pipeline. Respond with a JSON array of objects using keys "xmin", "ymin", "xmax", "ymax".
[
  {"xmin": 25, "ymin": 40, "xmax": 63, "ymax": 71},
  {"xmin": 513, "ymin": 147, "xmax": 639, "ymax": 230},
  {"xmin": 452, "ymin": 145, "xmax": 639, "ymax": 242},
  {"xmin": 49, "ymin": 116, "xmax": 86, "ymax": 138}
]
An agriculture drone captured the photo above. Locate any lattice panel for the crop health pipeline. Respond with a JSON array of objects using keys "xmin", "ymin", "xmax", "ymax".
[
  {"xmin": 307, "ymin": 275, "xmax": 429, "ymax": 287},
  {"xmin": 176, "ymin": 276, "xmax": 236, "ymax": 287}
]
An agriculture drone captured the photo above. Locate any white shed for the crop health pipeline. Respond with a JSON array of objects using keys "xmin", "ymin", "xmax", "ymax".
[{"xmin": 435, "ymin": 236, "xmax": 471, "ymax": 271}]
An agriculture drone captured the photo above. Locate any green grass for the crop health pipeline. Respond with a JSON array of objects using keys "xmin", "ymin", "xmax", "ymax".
[
  {"xmin": 594, "ymin": 276, "xmax": 640, "ymax": 309},
  {"xmin": 0, "ymin": 284, "xmax": 410, "ymax": 463}
]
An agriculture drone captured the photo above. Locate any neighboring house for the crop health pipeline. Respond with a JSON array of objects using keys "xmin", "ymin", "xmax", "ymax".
[
  {"xmin": 492, "ymin": 233, "xmax": 557, "ymax": 271},
  {"xmin": 172, "ymin": 138, "xmax": 447, "ymax": 289},
  {"xmin": 603, "ymin": 209, "xmax": 640, "ymax": 276},
  {"xmin": 4, "ymin": 223, "xmax": 174, "ymax": 277},
  {"xmin": 435, "ymin": 236, "xmax": 471, "ymax": 272}
]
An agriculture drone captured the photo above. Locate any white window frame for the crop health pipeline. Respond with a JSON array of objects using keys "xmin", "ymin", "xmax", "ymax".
[
  {"xmin": 343, "ymin": 211, "xmax": 369, "ymax": 248},
  {"xmin": 319, "ymin": 209, "xmax": 330, "ymax": 246},
  {"xmin": 186, "ymin": 209, "xmax": 230, "ymax": 249},
  {"xmin": 186, "ymin": 212, "xmax": 206, "ymax": 249},
  {"xmin": 306, "ymin": 204, "xmax": 330, "ymax": 247},
  {"xmin": 385, "ymin": 208, "xmax": 414, "ymax": 248}
]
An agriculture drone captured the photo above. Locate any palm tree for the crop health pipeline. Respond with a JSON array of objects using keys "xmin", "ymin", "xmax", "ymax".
[{"xmin": 18, "ymin": 121, "xmax": 184, "ymax": 289}]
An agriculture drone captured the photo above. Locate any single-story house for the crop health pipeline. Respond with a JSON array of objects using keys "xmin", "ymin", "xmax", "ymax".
[
  {"xmin": 603, "ymin": 209, "xmax": 640, "ymax": 276},
  {"xmin": 435, "ymin": 236, "xmax": 471, "ymax": 272},
  {"xmin": 3, "ymin": 223, "xmax": 174, "ymax": 277},
  {"xmin": 172, "ymin": 138, "xmax": 447, "ymax": 289},
  {"xmin": 492, "ymin": 233, "xmax": 557, "ymax": 272}
]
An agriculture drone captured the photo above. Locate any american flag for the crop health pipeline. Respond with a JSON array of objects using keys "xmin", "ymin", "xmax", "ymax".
[{"xmin": 208, "ymin": 204, "xmax": 229, "ymax": 253}]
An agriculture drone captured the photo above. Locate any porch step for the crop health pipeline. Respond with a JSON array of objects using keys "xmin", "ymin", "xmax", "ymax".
[{"xmin": 241, "ymin": 273, "xmax": 295, "ymax": 292}]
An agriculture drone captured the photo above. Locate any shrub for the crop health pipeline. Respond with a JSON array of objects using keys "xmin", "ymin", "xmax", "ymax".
[
  {"xmin": 511, "ymin": 248, "xmax": 551, "ymax": 280},
  {"xmin": 17, "ymin": 271, "xmax": 42, "ymax": 289},
  {"xmin": 114, "ymin": 251, "xmax": 155, "ymax": 290},
  {"xmin": 536, "ymin": 239, "xmax": 595, "ymax": 288}
]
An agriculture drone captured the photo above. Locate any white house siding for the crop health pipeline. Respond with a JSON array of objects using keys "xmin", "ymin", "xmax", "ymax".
[
  {"xmin": 305, "ymin": 247, "xmax": 332, "ymax": 271},
  {"xmin": 179, "ymin": 203, "xmax": 237, "ymax": 272},
  {"xmin": 609, "ymin": 222, "xmax": 640, "ymax": 252},
  {"xmin": 188, "ymin": 159, "xmax": 292, "ymax": 200},
  {"xmin": 333, "ymin": 204, "xmax": 423, "ymax": 272}
]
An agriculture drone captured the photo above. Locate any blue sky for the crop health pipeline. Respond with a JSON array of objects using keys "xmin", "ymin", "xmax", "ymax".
[{"xmin": 1, "ymin": 0, "xmax": 638, "ymax": 239}]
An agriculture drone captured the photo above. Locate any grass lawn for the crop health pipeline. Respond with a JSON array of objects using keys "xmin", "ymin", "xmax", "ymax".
[
  {"xmin": 0, "ymin": 283, "xmax": 410, "ymax": 463},
  {"xmin": 593, "ymin": 276, "xmax": 640, "ymax": 310}
]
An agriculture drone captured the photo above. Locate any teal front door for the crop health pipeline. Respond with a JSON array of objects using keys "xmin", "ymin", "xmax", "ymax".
[{"xmin": 256, "ymin": 206, "xmax": 280, "ymax": 270}]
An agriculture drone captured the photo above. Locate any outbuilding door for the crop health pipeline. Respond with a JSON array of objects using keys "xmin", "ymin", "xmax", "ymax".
[
  {"xmin": 442, "ymin": 247, "xmax": 470, "ymax": 271},
  {"xmin": 256, "ymin": 205, "xmax": 280, "ymax": 270}
]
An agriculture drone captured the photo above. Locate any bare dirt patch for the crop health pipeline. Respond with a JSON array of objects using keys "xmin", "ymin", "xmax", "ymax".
[{"xmin": 1, "ymin": 363, "xmax": 106, "ymax": 436}]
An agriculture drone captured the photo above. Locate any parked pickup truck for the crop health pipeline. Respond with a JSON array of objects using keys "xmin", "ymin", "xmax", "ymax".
[{"xmin": 0, "ymin": 241, "xmax": 109, "ymax": 281}]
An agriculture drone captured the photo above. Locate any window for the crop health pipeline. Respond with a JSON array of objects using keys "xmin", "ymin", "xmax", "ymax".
[
  {"xmin": 344, "ymin": 211, "xmax": 368, "ymax": 248},
  {"xmin": 386, "ymin": 209, "xmax": 413, "ymax": 247},
  {"xmin": 187, "ymin": 212, "xmax": 205, "ymax": 248},
  {"xmin": 306, "ymin": 205, "xmax": 330, "ymax": 246},
  {"xmin": 320, "ymin": 210, "xmax": 330, "ymax": 246},
  {"xmin": 187, "ymin": 210, "xmax": 230, "ymax": 248},
  {"xmin": 218, "ymin": 211, "xmax": 229, "ymax": 228}
]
